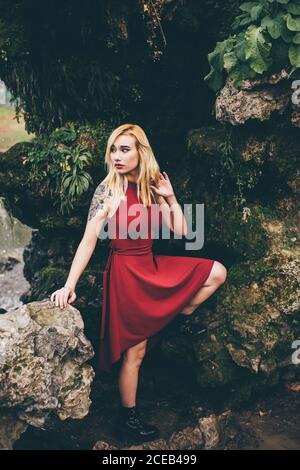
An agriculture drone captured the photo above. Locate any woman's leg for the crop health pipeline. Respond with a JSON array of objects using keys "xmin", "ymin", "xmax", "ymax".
[
  {"xmin": 118, "ymin": 338, "xmax": 148, "ymax": 407},
  {"xmin": 181, "ymin": 260, "xmax": 227, "ymax": 315}
]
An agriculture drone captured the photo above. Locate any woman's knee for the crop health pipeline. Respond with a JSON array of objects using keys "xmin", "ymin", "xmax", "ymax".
[
  {"xmin": 207, "ymin": 261, "xmax": 227, "ymax": 286},
  {"xmin": 123, "ymin": 339, "xmax": 147, "ymax": 366}
]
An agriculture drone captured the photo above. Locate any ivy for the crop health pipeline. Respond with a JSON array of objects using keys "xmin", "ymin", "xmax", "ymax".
[{"xmin": 204, "ymin": 0, "xmax": 300, "ymax": 91}]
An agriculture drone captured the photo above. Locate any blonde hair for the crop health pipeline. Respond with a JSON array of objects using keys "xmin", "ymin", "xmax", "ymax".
[{"xmin": 100, "ymin": 123, "xmax": 161, "ymax": 218}]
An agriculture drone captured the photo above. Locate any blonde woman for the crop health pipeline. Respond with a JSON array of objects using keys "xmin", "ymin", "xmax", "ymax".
[{"xmin": 50, "ymin": 124, "xmax": 227, "ymax": 444}]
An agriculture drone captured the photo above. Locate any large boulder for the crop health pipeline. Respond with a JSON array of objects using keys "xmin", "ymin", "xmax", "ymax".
[{"xmin": 0, "ymin": 300, "xmax": 95, "ymax": 431}]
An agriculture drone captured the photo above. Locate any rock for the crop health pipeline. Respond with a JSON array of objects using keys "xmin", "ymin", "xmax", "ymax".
[
  {"xmin": 198, "ymin": 415, "xmax": 220, "ymax": 449},
  {"xmin": 124, "ymin": 439, "xmax": 169, "ymax": 450},
  {"xmin": 0, "ymin": 411, "xmax": 28, "ymax": 450},
  {"xmin": 168, "ymin": 426, "xmax": 203, "ymax": 450},
  {"xmin": 0, "ymin": 300, "xmax": 95, "ymax": 432},
  {"xmin": 93, "ymin": 441, "xmax": 118, "ymax": 450},
  {"xmin": 91, "ymin": 410, "xmax": 244, "ymax": 451},
  {"xmin": 0, "ymin": 256, "xmax": 19, "ymax": 274},
  {"xmin": 215, "ymin": 78, "xmax": 290, "ymax": 125}
]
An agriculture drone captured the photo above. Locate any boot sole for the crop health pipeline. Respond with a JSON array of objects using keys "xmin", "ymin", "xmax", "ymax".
[{"xmin": 113, "ymin": 427, "xmax": 160, "ymax": 445}]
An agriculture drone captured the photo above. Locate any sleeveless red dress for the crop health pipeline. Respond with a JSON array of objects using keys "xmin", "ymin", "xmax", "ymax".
[{"xmin": 97, "ymin": 181, "xmax": 215, "ymax": 373}]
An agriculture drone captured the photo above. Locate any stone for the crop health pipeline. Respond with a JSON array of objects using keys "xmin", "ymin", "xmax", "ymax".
[
  {"xmin": 0, "ymin": 300, "xmax": 95, "ymax": 432},
  {"xmin": 198, "ymin": 415, "xmax": 221, "ymax": 449}
]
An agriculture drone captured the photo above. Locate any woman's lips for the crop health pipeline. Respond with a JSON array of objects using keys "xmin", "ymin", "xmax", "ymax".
[{"xmin": 115, "ymin": 165, "xmax": 124, "ymax": 168}]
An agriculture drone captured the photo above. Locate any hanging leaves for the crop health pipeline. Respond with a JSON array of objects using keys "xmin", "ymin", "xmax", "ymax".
[{"xmin": 205, "ymin": 0, "xmax": 300, "ymax": 91}]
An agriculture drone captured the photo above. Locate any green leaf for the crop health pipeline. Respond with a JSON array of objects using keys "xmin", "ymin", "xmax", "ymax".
[
  {"xmin": 251, "ymin": 5, "xmax": 263, "ymax": 21},
  {"xmin": 234, "ymin": 39, "xmax": 247, "ymax": 62},
  {"xmin": 280, "ymin": 21, "xmax": 295, "ymax": 42},
  {"xmin": 289, "ymin": 43, "xmax": 300, "ymax": 66},
  {"xmin": 229, "ymin": 63, "xmax": 257, "ymax": 86},
  {"xmin": 286, "ymin": 13, "xmax": 300, "ymax": 31},
  {"xmin": 244, "ymin": 25, "xmax": 272, "ymax": 73},
  {"xmin": 292, "ymin": 32, "xmax": 300, "ymax": 43},
  {"xmin": 204, "ymin": 40, "xmax": 230, "ymax": 91},
  {"xmin": 261, "ymin": 14, "xmax": 283, "ymax": 39},
  {"xmin": 239, "ymin": 14, "xmax": 254, "ymax": 27},
  {"xmin": 239, "ymin": 2, "xmax": 257, "ymax": 13},
  {"xmin": 207, "ymin": 41, "xmax": 227, "ymax": 72},
  {"xmin": 288, "ymin": 3, "xmax": 300, "ymax": 15},
  {"xmin": 203, "ymin": 68, "xmax": 224, "ymax": 91},
  {"xmin": 276, "ymin": 0, "xmax": 289, "ymax": 4},
  {"xmin": 224, "ymin": 52, "xmax": 238, "ymax": 71}
]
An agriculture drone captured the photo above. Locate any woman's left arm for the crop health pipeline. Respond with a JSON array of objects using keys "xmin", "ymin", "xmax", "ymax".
[
  {"xmin": 150, "ymin": 172, "xmax": 188, "ymax": 237},
  {"xmin": 165, "ymin": 194, "xmax": 188, "ymax": 236}
]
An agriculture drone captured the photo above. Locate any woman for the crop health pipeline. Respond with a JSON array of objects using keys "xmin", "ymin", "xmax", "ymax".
[{"xmin": 50, "ymin": 123, "xmax": 227, "ymax": 444}]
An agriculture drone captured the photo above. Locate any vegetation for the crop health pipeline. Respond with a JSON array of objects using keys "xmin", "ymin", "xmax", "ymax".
[{"xmin": 205, "ymin": 0, "xmax": 300, "ymax": 91}]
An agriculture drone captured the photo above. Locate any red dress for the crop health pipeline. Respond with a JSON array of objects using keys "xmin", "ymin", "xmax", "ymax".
[{"xmin": 97, "ymin": 180, "xmax": 215, "ymax": 373}]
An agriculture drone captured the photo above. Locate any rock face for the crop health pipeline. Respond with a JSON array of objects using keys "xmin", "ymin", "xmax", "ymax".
[
  {"xmin": 215, "ymin": 72, "xmax": 294, "ymax": 126},
  {"xmin": 179, "ymin": 119, "xmax": 300, "ymax": 395},
  {"xmin": 0, "ymin": 300, "xmax": 95, "ymax": 433}
]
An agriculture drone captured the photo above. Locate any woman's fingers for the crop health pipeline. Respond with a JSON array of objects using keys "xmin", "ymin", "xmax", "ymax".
[
  {"xmin": 68, "ymin": 292, "xmax": 77, "ymax": 304},
  {"xmin": 50, "ymin": 288, "xmax": 75, "ymax": 309},
  {"xmin": 62, "ymin": 290, "xmax": 69, "ymax": 308},
  {"xmin": 59, "ymin": 292, "xmax": 65, "ymax": 309}
]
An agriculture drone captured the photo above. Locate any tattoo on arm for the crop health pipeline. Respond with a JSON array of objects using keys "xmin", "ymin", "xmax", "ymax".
[{"xmin": 88, "ymin": 183, "xmax": 107, "ymax": 221}]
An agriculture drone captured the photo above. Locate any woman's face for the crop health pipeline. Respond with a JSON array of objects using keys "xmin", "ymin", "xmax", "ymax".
[{"xmin": 110, "ymin": 134, "xmax": 140, "ymax": 177}]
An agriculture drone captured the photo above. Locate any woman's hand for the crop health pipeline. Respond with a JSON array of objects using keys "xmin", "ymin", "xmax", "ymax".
[
  {"xmin": 150, "ymin": 172, "xmax": 175, "ymax": 199},
  {"xmin": 50, "ymin": 286, "xmax": 77, "ymax": 309}
]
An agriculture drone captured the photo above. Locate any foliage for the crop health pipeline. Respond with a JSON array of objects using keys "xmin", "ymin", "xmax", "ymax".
[
  {"xmin": 22, "ymin": 122, "xmax": 112, "ymax": 214},
  {"xmin": 204, "ymin": 0, "xmax": 300, "ymax": 91}
]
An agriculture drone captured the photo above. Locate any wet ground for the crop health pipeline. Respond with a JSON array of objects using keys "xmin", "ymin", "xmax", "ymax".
[{"xmin": 13, "ymin": 351, "xmax": 300, "ymax": 450}]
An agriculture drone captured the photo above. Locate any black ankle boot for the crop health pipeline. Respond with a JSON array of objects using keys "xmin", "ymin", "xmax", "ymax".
[
  {"xmin": 114, "ymin": 405, "xmax": 160, "ymax": 444},
  {"xmin": 172, "ymin": 313, "xmax": 208, "ymax": 337}
]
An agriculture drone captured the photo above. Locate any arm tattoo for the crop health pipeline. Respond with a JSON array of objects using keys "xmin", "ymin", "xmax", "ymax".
[{"xmin": 88, "ymin": 183, "xmax": 108, "ymax": 221}]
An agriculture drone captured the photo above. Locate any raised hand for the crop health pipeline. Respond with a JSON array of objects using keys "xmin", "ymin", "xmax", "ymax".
[{"xmin": 150, "ymin": 172, "xmax": 175, "ymax": 199}]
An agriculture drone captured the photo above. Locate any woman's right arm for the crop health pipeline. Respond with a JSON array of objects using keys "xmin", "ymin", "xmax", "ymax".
[{"xmin": 50, "ymin": 183, "xmax": 109, "ymax": 309}]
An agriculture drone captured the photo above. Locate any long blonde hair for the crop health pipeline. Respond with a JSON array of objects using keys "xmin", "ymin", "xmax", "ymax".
[{"xmin": 100, "ymin": 123, "xmax": 161, "ymax": 218}]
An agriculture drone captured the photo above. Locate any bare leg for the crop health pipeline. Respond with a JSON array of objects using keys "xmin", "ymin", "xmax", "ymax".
[
  {"xmin": 181, "ymin": 261, "xmax": 227, "ymax": 315},
  {"xmin": 118, "ymin": 338, "xmax": 148, "ymax": 407}
]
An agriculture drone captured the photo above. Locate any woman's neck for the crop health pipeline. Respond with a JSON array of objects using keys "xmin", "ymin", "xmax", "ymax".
[{"xmin": 126, "ymin": 176, "xmax": 138, "ymax": 184}]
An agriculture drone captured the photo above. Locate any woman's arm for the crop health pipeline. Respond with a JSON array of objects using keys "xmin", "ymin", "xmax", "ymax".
[
  {"xmin": 151, "ymin": 172, "xmax": 188, "ymax": 237},
  {"xmin": 156, "ymin": 194, "xmax": 188, "ymax": 237},
  {"xmin": 50, "ymin": 183, "xmax": 109, "ymax": 308}
]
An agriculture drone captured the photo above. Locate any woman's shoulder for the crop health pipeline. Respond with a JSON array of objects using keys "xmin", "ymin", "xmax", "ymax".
[{"xmin": 88, "ymin": 180, "xmax": 112, "ymax": 220}]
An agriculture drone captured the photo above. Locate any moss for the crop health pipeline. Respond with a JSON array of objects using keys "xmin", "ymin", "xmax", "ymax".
[
  {"xmin": 194, "ymin": 339, "xmax": 242, "ymax": 387},
  {"xmin": 33, "ymin": 267, "xmax": 67, "ymax": 300}
]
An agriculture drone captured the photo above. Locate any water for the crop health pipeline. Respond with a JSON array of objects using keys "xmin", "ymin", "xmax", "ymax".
[{"xmin": 0, "ymin": 199, "xmax": 32, "ymax": 311}]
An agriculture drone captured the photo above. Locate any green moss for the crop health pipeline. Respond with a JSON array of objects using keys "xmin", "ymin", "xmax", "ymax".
[{"xmin": 194, "ymin": 340, "xmax": 241, "ymax": 387}]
